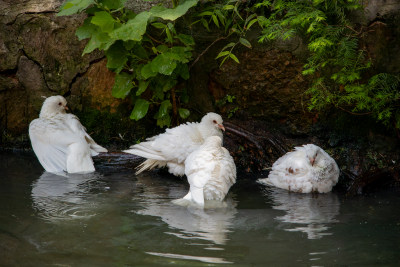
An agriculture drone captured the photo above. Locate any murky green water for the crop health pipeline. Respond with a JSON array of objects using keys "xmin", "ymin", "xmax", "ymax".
[{"xmin": 1, "ymin": 151, "xmax": 399, "ymax": 266}]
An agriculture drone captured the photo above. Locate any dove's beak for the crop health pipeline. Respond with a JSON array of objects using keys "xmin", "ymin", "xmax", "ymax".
[
  {"xmin": 64, "ymin": 106, "xmax": 69, "ymax": 111},
  {"xmin": 218, "ymin": 124, "xmax": 225, "ymax": 132},
  {"xmin": 310, "ymin": 157, "xmax": 315, "ymax": 166}
]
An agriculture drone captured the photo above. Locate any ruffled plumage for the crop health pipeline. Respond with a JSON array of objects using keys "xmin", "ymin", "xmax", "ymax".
[
  {"xmin": 124, "ymin": 112, "xmax": 225, "ymax": 176},
  {"xmin": 29, "ymin": 96, "xmax": 107, "ymax": 173},
  {"xmin": 258, "ymin": 144, "xmax": 339, "ymax": 193},
  {"xmin": 174, "ymin": 136, "xmax": 236, "ymax": 207}
]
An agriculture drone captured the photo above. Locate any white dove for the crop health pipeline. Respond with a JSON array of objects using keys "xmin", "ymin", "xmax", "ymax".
[
  {"xmin": 258, "ymin": 144, "xmax": 339, "ymax": 193},
  {"xmin": 174, "ymin": 136, "xmax": 237, "ymax": 207},
  {"xmin": 124, "ymin": 112, "xmax": 225, "ymax": 176},
  {"xmin": 29, "ymin": 95, "xmax": 107, "ymax": 174}
]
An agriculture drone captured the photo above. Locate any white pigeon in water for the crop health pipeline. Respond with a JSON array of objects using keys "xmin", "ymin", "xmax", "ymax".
[
  {"xmin": 173, "ymin": 136, "xmax": 236, "ymax": 207},
  {"xmin": 258, "ymin": 144, "xmax": 339, "ymax": 193},
  {"xmin": 29, "ymin": 95, "xmax": 107, "ymax": 173},
  {"xmin": 124, "ymin": 112, "xmax": 225, "ymax": 176}
]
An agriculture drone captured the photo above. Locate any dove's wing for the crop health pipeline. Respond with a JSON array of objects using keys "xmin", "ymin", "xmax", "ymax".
[
  {"xmin": 29, "ymin": 114, "xmax": 106, "ymax": 173},
  {"xmin": 29, "ymin": 118, "xmax": 72, "ymax": 173},
  {"xmin": 124, "ymin": 122, "xmax": 204, "ymax": 176},
  {"xmin": 63, "ymin": 114, "xmax": 107, "ymax": 156},
  {"xmin": 125, "ymin": 122, "xmax": 203, "ymax": 162}
]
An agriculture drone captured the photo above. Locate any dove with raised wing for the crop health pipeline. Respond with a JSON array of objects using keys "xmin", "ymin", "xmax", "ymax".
[
  {"xmin": 29, "ymin": 95, "xmax": 107, "ymax": 173},
  {"xmin": 258, "ymin": 144, "xmax": 339, "ymax": 193},
  {"xmin": 124, "ymin": 112, "xmax": 225, "ymax": 176},
  {"xmin": 173, "ymin": 136, "xmax": 236, "ymax": 207}
]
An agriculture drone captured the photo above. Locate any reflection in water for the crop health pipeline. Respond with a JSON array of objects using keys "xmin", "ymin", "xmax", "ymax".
[
  {"xmin": 31, "ymin": 172, "xmax": 105, "ymax": 221},
  {"xmin": 146, "ymin": 252, "xmax": 233, "ymax": 264},
  {"xmin": 135, "ymin": 173, "xmax": 238, "ymax": 245},
  {"xmin": 265, "ymin": 188, "xmax": 340, "ymax": 239},
  {"xmin": 134, "ymin": 173, "xmax": 237, "ymax": 263}
]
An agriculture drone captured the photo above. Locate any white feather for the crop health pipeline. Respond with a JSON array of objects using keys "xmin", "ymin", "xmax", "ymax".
[
  {"xmin": 175, "ymin": 136, "xmax": 236, "ymax": 207},
  {"xmin": 124, "ymin": 112, "xmax": 225, "ymax": 176},
  {"xmin": 29, "ymin": 95, "xmax": 107, "ymax": 174},
  {"xmin": 258, "ymin": 144, "xmax": 339, "ymax": 193}
]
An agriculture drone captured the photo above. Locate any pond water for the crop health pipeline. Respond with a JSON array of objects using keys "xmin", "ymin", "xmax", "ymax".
[{"xmin": 1, "ymin": 151, "xmax": 399, "ymax": 266}]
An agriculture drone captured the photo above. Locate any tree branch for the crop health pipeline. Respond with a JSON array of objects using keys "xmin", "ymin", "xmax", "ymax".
[{"xmin": 190, "ymin": 36, "xmax": 227, "ymax": 69}]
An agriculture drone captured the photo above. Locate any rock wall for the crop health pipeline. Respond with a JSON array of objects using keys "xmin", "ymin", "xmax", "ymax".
[{"xmin": 0, "ymin": 0, "xmax": 145, "ymax": 148}]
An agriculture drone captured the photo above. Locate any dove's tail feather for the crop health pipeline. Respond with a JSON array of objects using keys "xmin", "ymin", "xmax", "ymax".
[
  {"xmin": 135, "ymin": 159, "xmax": 167, "ymax": 175},
  {"xmin": 124, "ymin": 143, "xmax": 166, "ymax": 161},
  {"xmin": 89, "ymin": 143, "xmax": 108, "ymax": 156},
  {"xmin": 84, "ymin": 134, "xmax": 108, "ymax": 156}
]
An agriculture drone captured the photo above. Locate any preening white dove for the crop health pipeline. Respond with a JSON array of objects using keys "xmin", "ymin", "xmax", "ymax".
[
  {"xmin": 29, "ymin": 95, "xmax": 107, "ymax": 173},
  {"xmin": 124, "ymin": 112, "xmax": 225, "ymax": 176},
  {"xmin": 173, "ymin": 136, "xmax": 236, "ymax": 207},
  {"xmin": 258, "ymin": 144, "xmax": 339, "ymax": 193}
]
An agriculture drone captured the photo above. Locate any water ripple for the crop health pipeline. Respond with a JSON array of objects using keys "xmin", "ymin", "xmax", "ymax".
[{"xmin": 31, "ymin": 172, "xmax": 104, "ymax": 222}]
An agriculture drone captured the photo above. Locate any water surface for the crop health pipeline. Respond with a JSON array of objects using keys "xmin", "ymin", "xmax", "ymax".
[{"xmin": 1, "ymin": 151, "xmax": 399, "ymax": 266}]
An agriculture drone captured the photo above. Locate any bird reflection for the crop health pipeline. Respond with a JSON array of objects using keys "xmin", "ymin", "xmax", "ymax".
[
  {"xmin": 134, "ymin": 173, "xmax": 238, "ymax": 246},
  {"xmin": 264, "ymin": 188, "xmax": 340, "ymax": 239},
  {"xmin": 31, "ymin": 171, "xmax": 105, "ymax": 221}
]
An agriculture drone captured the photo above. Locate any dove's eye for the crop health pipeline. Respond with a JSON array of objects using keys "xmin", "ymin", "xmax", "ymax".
[
  {"xmin": 213, "ymin": 120, "xmax": 217, "ymax": 123},
  {"xmin": 58, "ymin": 102, "xmax": 62, "ymax": 106}
]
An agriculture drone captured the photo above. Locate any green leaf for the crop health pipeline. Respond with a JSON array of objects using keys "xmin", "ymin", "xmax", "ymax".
[
  {"xmin": 112, "ymin": 72, "xmax": 134, "ymax": 98},
  {"xmin": 151, "ymin": 54, "xmax": 177, "ymax": 75},
  {"xmin": 141, "ymin": 63, "xmax": 158, "ymax": 79},
  {"xmin": 152, "ymin": 83, "xmax": 164, "ymax": 100},
  {"xmin": 221, "ymin": 42, "xmax": 235, "ymax": 51},
  {"xmin": 150, "ymin": 0, "xmax": 198, "ymax": 21},
  {"xmin": 175, "ymin": 63, "xmax": 190, "ymax": 80},
  {"xmin": 201, "ymin": 18, "xmax": 210, "ymax": 31},
  {"xmin": 58, "ymin": 0, "xmax": 95, "ymax": 16},
  {"xmin": 156, "ymin": 114, "xmax": 171, "ymax": 127},
  {"xmin": 137, "ymin": 80, "xmax": 150, "ymax": 96},
  {"xmin": 216, "ymin": 51, "xmax": 230, "ymax": 59},
  {"xmin": 162, "ymin": 78, "xmax": 177, "ymax": 92},
  {"xmin": 178, "ymin": 108, "xmax": 190, "ymax": 119},
  {"xmin": 110, "ymin": 11, "xmax": 151, "ymax": 41},
  {"xmin": 246, "ymin": 18, "xmax": 258, "ymax": 29},
  {"xmin": 158, "ymin": 100, "xmax": 172, "ymax": 118},
  {"xmin": 130, "ymin": 98, "xmax": 150, "ymax": 121},
  {"xmin": 239, "ymin": 37, "xmax": 252, "ymax": 48},
  {"xmin": 215, "ymin": 10, "xmax": 225, "ymax": 26},
  {"xmin": 175, "ymin": 34, "xmax": 195, "ymax": 46},
  {"xmin": 82, "ymin": 31, "xmax": 115, "ymax": 55},
  {"xmin": 131, "ymin": 43, "xmax": 149, "ymax": 59},
  {"xmin": 229, "ymin": 53, "xmax": 240, "ymax": 63},
  {"xmin": 75, "ymin": 18, "xmax": 97, "ymax": 40},
  {"xmin": 91, "ymin": 11, "xmax": 115, "ymax": 33},
  {"xmin": 198, "ymin": 11, "xmax": 213, "ymax": 16},
  {"xmin": 165, "ymin": 28, "xmax": 173, "ymax": 43},
  {"xmin": 212, "ymin": 14, "xmax": 219, "ymax": 27},
  {"xmin": 105, "ymin": 41, "xmax": 128, "ymax": 73},
  {"xmin": 223, "ymin": 4, "xmax": 235, "ymax": 10},
  {"xmin": 100, "ymin": 0, "xmax": 126, "ymax": 9},
  {"xmin": 151, "ymin": 22, "xmax": 167, "ymax": 29}
]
